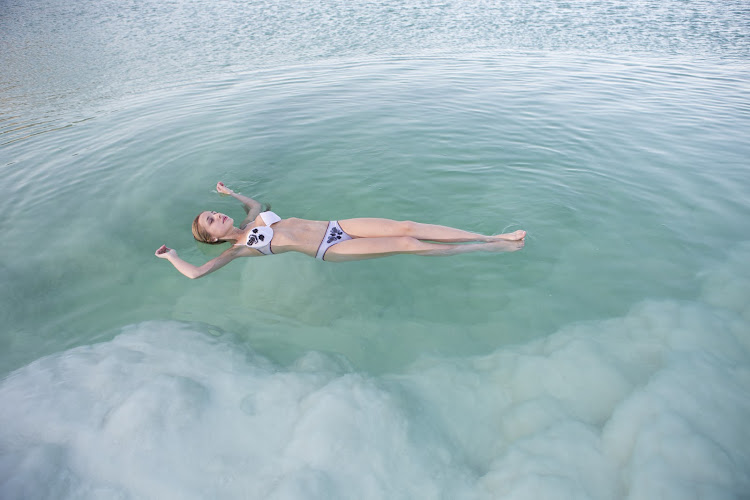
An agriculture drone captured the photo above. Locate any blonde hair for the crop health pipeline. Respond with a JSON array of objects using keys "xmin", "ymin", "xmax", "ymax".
[{"xmin": 192, "ymin": 213, "xmax": 224, "ymax": 245}]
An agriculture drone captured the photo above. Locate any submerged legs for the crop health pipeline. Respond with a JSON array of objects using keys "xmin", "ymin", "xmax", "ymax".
[
  {"xmin": 322, "ymin": 236, "xmax": 525, "ymax": 262},
  {"xmin": 338, "ymin": 218, "xmax": 525, "ymax": 243}
]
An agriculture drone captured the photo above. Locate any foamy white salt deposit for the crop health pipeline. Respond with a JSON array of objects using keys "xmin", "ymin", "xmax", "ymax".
[{"xmin": 1, "ymin": 245, "xmax": 749, "ymax": 500}]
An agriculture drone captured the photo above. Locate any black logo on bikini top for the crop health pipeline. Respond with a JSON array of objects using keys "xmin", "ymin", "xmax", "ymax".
[
  {"xmin": 327, "ymin": 226, "xmax": 343, "ymax": 244},
  {"xmin": 247, "ymin": 227, "xmax": 266, "ymax": 246}
]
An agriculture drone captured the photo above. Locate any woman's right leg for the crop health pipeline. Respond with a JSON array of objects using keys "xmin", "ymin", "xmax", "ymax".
[
  {"xmin": 338, "ymin": 218, "xmax": 525, "ymax": 243},
  {"xmin": 322, "ymin": 236, "xmax": 524, "ymax": 262}
]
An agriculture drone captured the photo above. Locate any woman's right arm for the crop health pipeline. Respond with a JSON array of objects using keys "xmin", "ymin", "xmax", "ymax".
[
  {"xmin": 155, "ymin": 244, "xmax": 245, "ymax": 279},
  {"xmin": 217, "ymin": 182, "xmax": 264, "ymax": 227}
]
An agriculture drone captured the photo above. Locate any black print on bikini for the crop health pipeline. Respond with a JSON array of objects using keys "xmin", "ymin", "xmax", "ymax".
[
  {"xmin": 327, "ymin": 227, "xmax": 343, "ymax": 244},
  {"xmin": 248, "ymin": 228, "xmax": 265, "ymax": 245}
]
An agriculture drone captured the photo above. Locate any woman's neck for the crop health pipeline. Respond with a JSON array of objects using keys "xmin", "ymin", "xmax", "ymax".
[{"xmin": 221, "ymin": 226, "xmax": 246, "ymax": 244}]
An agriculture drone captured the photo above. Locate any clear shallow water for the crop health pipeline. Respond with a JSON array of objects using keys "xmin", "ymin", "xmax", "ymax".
[{"xmin": 2, "ymin": 1, "xmax": 750, "ymax": 498}]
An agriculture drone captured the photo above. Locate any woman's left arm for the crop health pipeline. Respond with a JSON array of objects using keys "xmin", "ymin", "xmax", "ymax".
[{"xmin": 216, "ymin": 182, "xmax": 263, "ymax": 227}]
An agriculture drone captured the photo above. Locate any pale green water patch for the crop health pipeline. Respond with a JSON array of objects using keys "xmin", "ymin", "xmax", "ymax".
[{"xmin": 2, "ymin": 53, "xmax": 749, "ymax": 374}]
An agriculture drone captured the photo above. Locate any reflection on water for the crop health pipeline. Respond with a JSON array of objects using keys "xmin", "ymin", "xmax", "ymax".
[{"xmin": 2, "ymin": 0, "xmax": 749, "ymax": 145}]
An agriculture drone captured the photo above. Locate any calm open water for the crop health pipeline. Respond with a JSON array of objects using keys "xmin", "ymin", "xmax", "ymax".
[{"xmin": 2, "ymin": 0, "xmax": 750, "ymax": 498}]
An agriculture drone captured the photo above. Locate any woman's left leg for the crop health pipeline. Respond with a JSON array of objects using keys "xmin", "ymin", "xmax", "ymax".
[
  {"xmin": 323, "ymin": 236, "xmax": 524, "ymax": 262},
  {"xmin": 338, "ymin": 218, "xmax": 525, "ymax": 243}
]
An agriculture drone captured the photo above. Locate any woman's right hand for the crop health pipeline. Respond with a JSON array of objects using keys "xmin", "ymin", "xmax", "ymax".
[
  {"xmin": 216, "ymin": 182, "xmax": 234, "ymax": 195},
  {"xmin": 155, "ymin": 245, "xmax": 176, "ymax": 259}
]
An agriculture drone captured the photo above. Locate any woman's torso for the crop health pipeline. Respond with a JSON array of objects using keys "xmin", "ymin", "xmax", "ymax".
[{"xmin": 242, "ymin": 213, "xmax": 329, "ymax": 257}]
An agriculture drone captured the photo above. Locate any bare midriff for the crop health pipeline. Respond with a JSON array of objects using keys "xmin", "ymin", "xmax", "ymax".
[{"xmin": 263, "ymin": 217, "xmax": 329, "ymax": 257}]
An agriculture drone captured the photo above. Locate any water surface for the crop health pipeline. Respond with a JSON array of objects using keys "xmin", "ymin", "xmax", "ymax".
[{"xmin": 1, "ymin": 0, "xmax": 749, "ymax": 498}]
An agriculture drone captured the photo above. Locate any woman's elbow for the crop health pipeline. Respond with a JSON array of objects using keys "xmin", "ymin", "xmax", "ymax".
[
  {"xmin": 184, "ymin": 269, "xmax": 204, "ymax": 279},
  {"xmin": 188, "ymin": 265, "xmax": 215, "ymax": 279}
]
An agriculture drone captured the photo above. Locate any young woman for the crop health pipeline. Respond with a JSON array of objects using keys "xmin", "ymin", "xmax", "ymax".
[{"xmin": 155, "ymin": 182, "xmax": 526, "ymax": 279}]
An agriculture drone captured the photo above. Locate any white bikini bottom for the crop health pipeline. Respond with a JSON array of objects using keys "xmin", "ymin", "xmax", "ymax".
[{"xmin": 315, "ymin": 221, "xmax": 353, "ymax": 260}]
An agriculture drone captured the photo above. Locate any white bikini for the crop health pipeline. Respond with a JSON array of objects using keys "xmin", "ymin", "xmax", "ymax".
[
  {"xmin": 235, "ymin": 211, "xmax": 281, "ymax": 255},
  {"xmin": 315, "ymin": 220, "xmax": 353, "ymax": 260},
  {"xmin": 235, "ymin": 211, "xmax": 353, "ymax": 260}
]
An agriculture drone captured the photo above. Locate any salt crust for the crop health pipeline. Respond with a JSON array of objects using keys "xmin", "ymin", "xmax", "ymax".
[{"xmin": 1, "ymin": 245, "xmax": 749, "ymax": 500}]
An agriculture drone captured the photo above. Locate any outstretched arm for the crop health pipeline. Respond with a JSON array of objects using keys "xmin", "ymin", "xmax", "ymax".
[
  {"xmin": 216, "ymin": 182, "xmax": 264, "ymax": 228},
  {"xmin": 155, "ymin": 244, "xmax": 245, "ymax": 279}
]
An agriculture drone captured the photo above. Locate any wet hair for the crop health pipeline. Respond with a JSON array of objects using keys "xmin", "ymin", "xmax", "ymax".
[{"xmin": 192, "ymin": 212, "xmax": 224, "ymax": 245}]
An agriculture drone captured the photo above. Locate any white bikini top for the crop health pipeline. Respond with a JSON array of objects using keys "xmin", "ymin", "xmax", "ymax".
[{"xmin": 235, "ymin": 211, "xmax": 281, "ymax": 255}]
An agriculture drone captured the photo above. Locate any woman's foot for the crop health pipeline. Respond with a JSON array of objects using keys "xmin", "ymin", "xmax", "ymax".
[
  {"xmin": 491, "ymin": 230, "xmax": 526, "ymax": 242},
  {"xmin": 487, "ymin": 238, "xmax": 525, "ymax": 252}
]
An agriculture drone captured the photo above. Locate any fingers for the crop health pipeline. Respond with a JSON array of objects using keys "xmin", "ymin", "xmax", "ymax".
[
  {"xmin": 155, "ymin": 244, "xmax": 171, "ymax": 257},
  {"xmin": 216, "ymin": 181, "xmax": 232, "ymax": 195}
]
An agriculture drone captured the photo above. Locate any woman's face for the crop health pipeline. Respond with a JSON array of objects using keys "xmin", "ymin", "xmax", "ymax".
[{"xmin": 199, "ymin": 211, "xmax": 234, "ymax": 241}]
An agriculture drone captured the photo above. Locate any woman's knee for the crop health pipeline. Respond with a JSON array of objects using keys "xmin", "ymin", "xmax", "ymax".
[
  {"xmin": 396, "ymin": 236, "xmax": 425, "ymax": 252},
  {"xmin": 372, "ymin": 236, "xmax": 423, "ymax": 253},
  {"xmin": 398, "ymin": 220, "xmax": 419, "ymax": 237}
]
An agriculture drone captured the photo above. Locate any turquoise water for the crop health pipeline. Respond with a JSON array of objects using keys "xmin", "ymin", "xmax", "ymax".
[{"xmin": 2, "ymin": 0, "xmax": 750, "ymax": 498}]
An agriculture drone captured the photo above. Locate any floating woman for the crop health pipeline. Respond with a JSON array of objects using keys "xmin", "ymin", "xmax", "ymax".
[{"xmin": 155, "ymin": 182, "xmax": 526, "ymax": 279}]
